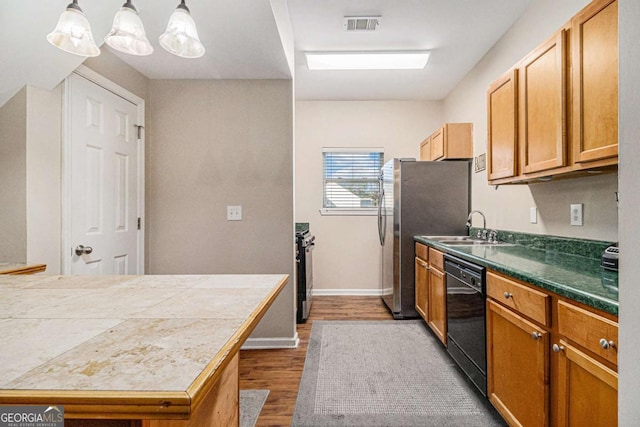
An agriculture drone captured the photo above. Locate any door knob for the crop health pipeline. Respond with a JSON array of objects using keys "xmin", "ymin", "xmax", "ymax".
[{"xmin": 75, "ymin": 245, "xmax": 93, "ymax": 256}]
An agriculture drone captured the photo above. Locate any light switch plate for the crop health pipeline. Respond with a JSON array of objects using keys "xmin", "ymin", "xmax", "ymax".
[
  {"xmin": 570, "ymin": 203, "xmax": 583, "ymax": 226},
  {"xmin": 530, "ymin": 207, "xmax": 538, "ymax": 224},
  {"xmin": 227, "ymin": 205, "xmax": 242, "ymax": 221}
]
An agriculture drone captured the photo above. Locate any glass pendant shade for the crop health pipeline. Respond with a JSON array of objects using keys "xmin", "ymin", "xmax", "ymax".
[
  {"xmin": 159, "ymin": 3, "xmax": 205, "ymax": 59},
  {"xmin": 104, "ymin": 2, "xmax": 153, "ymax": 56},
  {"xmin": 47, "ymin": 2, "xmax": 100, "ymax": 57}
]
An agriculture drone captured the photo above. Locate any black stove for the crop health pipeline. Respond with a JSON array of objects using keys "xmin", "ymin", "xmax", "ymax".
[{"xmin": 296, "ymin": 223, "xmax": 314, "ymax": 323}]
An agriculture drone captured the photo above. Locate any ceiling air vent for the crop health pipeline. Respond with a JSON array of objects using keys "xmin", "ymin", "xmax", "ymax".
[{"xmin": 343, "ymin": 16, "xmax": 381, "ymax": 31}]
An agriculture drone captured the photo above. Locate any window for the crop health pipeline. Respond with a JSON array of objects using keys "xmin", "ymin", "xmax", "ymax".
[{"xmin": 322, "ymin": 148, "xmax": 384, "ymax": 215}]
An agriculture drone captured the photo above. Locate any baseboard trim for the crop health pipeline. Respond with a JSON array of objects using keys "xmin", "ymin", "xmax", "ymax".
[
  {"xmin": 241, "ymin": 332, "xmax": 299, "ymax": 350},
  {"xmin": 313, "ymin": 288, "xmax": 382, "ymax": 296}
]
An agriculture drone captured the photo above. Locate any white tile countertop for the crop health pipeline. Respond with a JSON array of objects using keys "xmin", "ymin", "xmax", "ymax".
[{"xmin": 0, "ymin": 274, "xmax": 288, "ymax": 420}]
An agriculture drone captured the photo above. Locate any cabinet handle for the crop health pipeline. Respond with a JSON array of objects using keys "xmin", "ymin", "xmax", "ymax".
[
  {"xmin": 531, "ymin": 331, "xmax": 542, "ymax": 340},
  {"xmin": 599, "ymin": 338, "xmax": 616, "ymax": 350},
  {"xmin": 503, "ymin": 292, "xmax": 513, "ymax": 299},
  {"xmin": 552, "ymin": 343, "xmax": 565, "ymax": 353}
]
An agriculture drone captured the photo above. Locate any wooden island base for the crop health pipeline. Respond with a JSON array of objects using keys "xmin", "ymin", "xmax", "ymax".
[{"xmin": 0, "ymin": 274, "xmax": 288, "ymax": 427}]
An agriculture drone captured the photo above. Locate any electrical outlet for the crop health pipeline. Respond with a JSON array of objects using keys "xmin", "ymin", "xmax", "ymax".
[
  {"xmin": 530, "ymin": 207, "xmax": 538, "ymax": 224},
  {"xmin": 227, "ymin": 205, "xmax": 242, "ymax": 221},
  {"xmin": 570, "ymin": 204, "xmax": 583, "ymax": 226}
]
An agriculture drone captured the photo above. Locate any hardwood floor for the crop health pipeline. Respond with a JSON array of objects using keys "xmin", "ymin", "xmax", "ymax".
[{"xmin": 238, "ymin": 296, "xmax": 393, "ymax": 426}]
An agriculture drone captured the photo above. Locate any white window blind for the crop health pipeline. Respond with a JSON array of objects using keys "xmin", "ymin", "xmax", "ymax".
[{"xmin": 322, "ymin": 148, "xmax": 384, "ymax": 213}]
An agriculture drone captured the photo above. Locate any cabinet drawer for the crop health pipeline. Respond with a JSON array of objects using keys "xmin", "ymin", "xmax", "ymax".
[
  {"xmin": 428, "ymin": 248, "xmax": 444, "ymax": 271},
  {"xmin": 557, "ymin": 300, "xmax": 618, "ymax": 366},
  {"xmin": 487, "ymin": 272, "xmax": 550, "ymax": 327},
  {"xmin": 416, "ymin": 243, "xmax": 429, "ymax": 261}
]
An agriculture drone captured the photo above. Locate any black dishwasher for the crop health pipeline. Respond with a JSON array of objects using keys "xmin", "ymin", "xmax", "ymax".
[{"xmin": 444, "ymin": 254, "xmax": 487, "ymax": 396}]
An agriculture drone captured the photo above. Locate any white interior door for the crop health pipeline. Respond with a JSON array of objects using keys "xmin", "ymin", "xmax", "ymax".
[{"xmin": 67, "ymin": 72, "xmax": 142, "ymax": 275}]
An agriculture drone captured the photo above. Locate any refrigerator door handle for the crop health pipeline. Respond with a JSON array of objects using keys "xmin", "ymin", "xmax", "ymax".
[
  {"xmin": 377, "ymin": 176, "xmax": 384, "ymax": 245},
  {"xmin": 379, "ymin": 188, "xmax": 386, "ymax": 245}
]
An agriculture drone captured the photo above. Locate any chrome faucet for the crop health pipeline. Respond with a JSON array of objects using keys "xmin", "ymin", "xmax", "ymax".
[{"xmin": 466, "ymin": 210, "xmax": 486, "ymax": 229}]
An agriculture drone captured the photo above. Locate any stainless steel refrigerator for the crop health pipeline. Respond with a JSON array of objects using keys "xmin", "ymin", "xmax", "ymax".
[{"xmin": 378, "ymin": 158, "xmax": 471, "ymax": 319}]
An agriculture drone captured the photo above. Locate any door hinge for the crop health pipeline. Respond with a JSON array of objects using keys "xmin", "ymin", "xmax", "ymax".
[
  {"xmin": 137, "ymin": 217, "xmax": 141, "ymax": 230},
  {"xmin": 134, "ymin": 124, "xmax": 144, "ymax": 140}
]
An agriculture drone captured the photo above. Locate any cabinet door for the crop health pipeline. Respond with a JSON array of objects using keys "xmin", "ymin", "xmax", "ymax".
[
  {"xmin": 487, "ymin": 300, "xmax": 549, "ymax": 426},
  {"xmin": 572, "ymin": 0, "xmax": 618, "ymax": 163},
  {"xmin": 487, "ymin": 69, "xmax": 518, "ymax": 181},
  {"xmin": 420, "ymin": 137, "xmax": 431, "ymax": 161},
  {"xmin": 520, "ymin": 30, "xmax": 567, "ymax": 174},
  {"xmin": 554, "ymin": 339, "xmax": 617, "ymax": 426},
  {"xmin": 427, "ymin": 267, "xmax": 446, "ymax": 345},
  {"xmin": 430, "ymin": 127, "xmax": 445, "ymax": 160},
  {"xmin": 414, "ymin": 258, "xmax": 428, "ymax": 320}
]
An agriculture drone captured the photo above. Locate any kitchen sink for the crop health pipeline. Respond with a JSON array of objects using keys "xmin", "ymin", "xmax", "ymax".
[
  {"xmin": 423, "ymin": 235, "xmax": 474, "ymax": 241},
  {"xmin": 438, "ymin": 240, "xmax": 514, "ymax": 246},
  {"xmin": 422, "ymin": 235, "xmax": 514, "ymax": 246}
]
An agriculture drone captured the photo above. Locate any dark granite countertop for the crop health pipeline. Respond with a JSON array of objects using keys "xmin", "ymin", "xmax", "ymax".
[{"xmin": 414, "ymin": 234, "xmax": 618, "ymax": 316}]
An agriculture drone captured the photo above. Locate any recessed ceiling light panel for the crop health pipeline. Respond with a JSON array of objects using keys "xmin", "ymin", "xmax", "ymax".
[{"xmin": 305, "ymin": 51, "xmax": 430, "ymax": 71}]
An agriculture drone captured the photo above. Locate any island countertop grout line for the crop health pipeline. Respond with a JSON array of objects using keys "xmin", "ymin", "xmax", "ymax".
[
  {"xmin": 0, "ymin": 274, "xmax": 289, "ymax": 421},
  {"xmin": 415, "ymin": 234, "xmax": 618, "ymax": 315}
]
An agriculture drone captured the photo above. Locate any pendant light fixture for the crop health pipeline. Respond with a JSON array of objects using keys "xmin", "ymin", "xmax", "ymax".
[
  {"xmin": 47, "ymin": 0, "xmax": 100, "ymax": 57},
  {"xmin": 104, "ymin": 1, "xmax": 153, "ymax": 56},
  {"xmin": 159, "ymin": 0, "xmax": 205, "ymax": 59}
]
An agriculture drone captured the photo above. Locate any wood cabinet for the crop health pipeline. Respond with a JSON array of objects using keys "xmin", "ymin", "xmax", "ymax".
[
  {"xmin": 571, "ymin": 0, "xmax": 619, "ymax": 164},
  {"xmin": 553, "ymin": 340, "xmax": 618, "ymax": 427},
  {"xmin": 552, "ymin": 300, "xmax": 618, "ymax": 426},
  {"xmin": 427, "ymin": 248, "xmax": 446, "ymax": 344},
  {"xmin": 486, "ymin": 270, "xmax": 618, "ymax": 426},
  {"xmin": 520, "ymin": 30, "xmax": 567, "ymax": 174},
  {"xmin": 414, "ymin": 244, "xmax": 446, "ymax": 345},
  {"xmin": 486, "ymin": 274, "xmax": 550, "ymax": 426},
  {"xmin": 487, "ymin": 69, "xmax": 518, "ymax": 181},
  {"xmin": 419, "ymin": 136, "xmax": 431, "ymax": 161},
  {"xmin": 415, "ymin": 256, "xmax": 429, "ymax": 320},
  {"xmin": 486, "ymin": 0, "xmax": 618, "ymax": 185},
  {"xmin": 419, "ymin": 123, "xmax": 473, "ymax": 161}
]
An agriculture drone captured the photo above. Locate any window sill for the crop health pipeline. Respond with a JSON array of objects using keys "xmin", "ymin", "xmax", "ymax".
[{"xmin": 319, "ymin": 208, "xmax": 383, "ymax": 216}]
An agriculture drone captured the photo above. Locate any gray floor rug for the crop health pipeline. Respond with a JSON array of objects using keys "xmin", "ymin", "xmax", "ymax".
[
  {"xmin": 240, "ymin": 389, "xmax": 269, "ymax": 427},
  {"xmin": 292, "ymin": 320, "xmax": 506, "ymax": 427}
]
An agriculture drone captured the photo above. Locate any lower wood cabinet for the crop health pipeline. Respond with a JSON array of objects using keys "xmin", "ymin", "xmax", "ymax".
[
  {"xmin": 553, "ymin": 339, "xmax": 618, "ymax": 427},
  {"xmin": 487, "ymin": 299, "xmax": 549, "ymax": 426},
  {"xmin": 486, "ymin": 270, "xmax": 618, "ymax": 427},
  {"xmin": 414, "ymin": 243, "xmax": 446, "ymax": 345},
  {"xmin": 427, "ymin": 264, "xmax": 446, "ymax": 344},
  {"xmin": 415, "ymin": 256, "xmax": 428, "ymax": 320}
]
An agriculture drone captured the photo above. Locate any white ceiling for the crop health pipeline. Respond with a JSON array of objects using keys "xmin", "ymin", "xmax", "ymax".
[
  {"xmin": 0, "ymin": 0, "xmax": 532, "ymax": 106},
  {"xmin": 289, "ymin": 0, "xmax": 532, "ymax": 100}
]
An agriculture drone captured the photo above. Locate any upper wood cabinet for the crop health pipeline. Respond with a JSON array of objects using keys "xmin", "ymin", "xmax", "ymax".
[
  {"xmin": 520, "ymin": 30, "xmax": 568, "ymax": 174},
  {"xmin": 419, "ymin": 123, "xmax": 473, "ymax": 161},
  {"xmin": 486, "ymin": 0, "xmax": 618, "ymax": 185},
  {"xmin": 572, "ymin": 0, "xmax": 619, "ymax": 164},
  {"xmin": 487, "ymin": 69, "xmax": 518, "ymax": 180},
  {"xmin": 419, "ymin": 136, "xmax": 431, "ymax": 161}
]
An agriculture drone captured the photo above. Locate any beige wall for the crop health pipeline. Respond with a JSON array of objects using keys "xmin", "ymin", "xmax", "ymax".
[
  {"xmin": 295, "ymin": 100, "xmax": 443, "ymax": 292},
  {"xmin": 147, "ymin": 79, "xmax": 295, "ymax": 341},
  {"xmin": 443, "ymin": 0, "xmax": 617, "ymax": 242},
  {"xmin": 0, "ymin": 85, "xmax": 62, "ymax": 269},
  {"xmin": 25, "ymin": 85, "xmax": 62, "ymax": 273},
  {"xmin": 0, "ymin": 87, "xmax": 27, "ymax": 262},
  {"xmin": 83, "ymin": 50, "xmax": 149, "ymax": 102}
]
